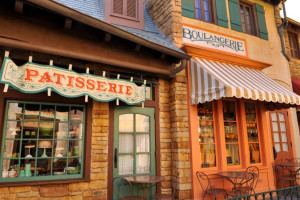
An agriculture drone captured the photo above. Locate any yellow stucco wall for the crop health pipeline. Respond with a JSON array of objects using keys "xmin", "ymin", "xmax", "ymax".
[{"xmin": 182, "ymin": 0, "xmax": 292, "ymax": 89}]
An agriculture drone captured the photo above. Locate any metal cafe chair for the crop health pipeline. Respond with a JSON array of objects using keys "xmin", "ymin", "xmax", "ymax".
[
  {"xmin": 113, "ymin": 177, "xmax": 143, "ymax": 200},
  {"xmin": 196, "ymin": 171, "xmax": 227, "ymax": 200},
  {"xmin": 272, "ymin": 162, "xmax": 296, "ymax": 188},
  {"xmin": 226, "ymin": 172, "xmax": 254, "ymax": 198},
  {"xmin": 232, "ymin": 166, "xmax": 259, "ymax": 195},
  {"xmin": 151, "ymin": 172, "xmax": 180, "ymax": 200}
]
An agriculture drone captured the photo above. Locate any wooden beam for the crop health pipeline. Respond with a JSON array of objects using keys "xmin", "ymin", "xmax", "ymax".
[
  {"xmin": 160, "ymin": 53, "xmax": 166, "ymax": 59},
  {"xmin": 134, "ymin": 44, "xmax": 141, "ymax": 52},
  {"xmin": 104, "ymin": 33, "xmax": 111, "ymax": 42},
  {"xmin": 15, "ymin": 0, "xmax": 24, "ymax": 14},
  {"xmin": 64, "ymin": 18, "xmax": 72, "ymax": 29}
]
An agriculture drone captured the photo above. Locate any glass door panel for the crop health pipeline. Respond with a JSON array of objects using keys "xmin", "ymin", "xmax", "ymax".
[{"xmin": 223, "ymin": 101, "xmax": 240, "ymax": 166}]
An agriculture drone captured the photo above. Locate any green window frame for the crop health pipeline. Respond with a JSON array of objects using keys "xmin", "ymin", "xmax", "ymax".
[{"xmin": 0, "ymin": 100, "xmax": 85, "ymax": 182}]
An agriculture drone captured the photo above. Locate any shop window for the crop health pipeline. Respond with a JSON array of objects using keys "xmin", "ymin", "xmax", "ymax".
[
  {"xmin": 288, "ymin": 32, "xmax": 300, "ymax": 59},
  {"xmin": 239, "ymin": 2, "xmax": 256, "ymax": 35},
  {"xmin": 198, "ymin": 102, "xmax": 216, "ymax": 168},
  {"xmin": 245, "ymin": 102, "xmax": 261, "ymax": 164},
  {"xmin": 195, "ymin": 0, "xmax": 215, "ymax": 23},
  {"xmin": 0, "ymin": 101, "xmax": 85, "ymax": 182},
  {"xmin": 270, "ymin": 111, "xmax": 289, "ymax": 153},
  {"xmin": 223, "ymin": 100, "xmax": 240, "ymax": 166}
]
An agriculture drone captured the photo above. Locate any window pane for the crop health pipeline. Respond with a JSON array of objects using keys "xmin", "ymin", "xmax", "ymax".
[
  {"xmin": 7, "ymin": 103, "xmax": 23, "ymax": 120},
  {"xmin": 37, "ymin": 159, "xmax": 50, "ymax": 176},
  {"xmin": 67, "ymin": 158, "xmax": 81, "ymax": 175},
  {"xmin": 282, "ymin": 143, "xmax": 289, "ymax": 152},
  {"xmin": 225, "ymin": 122, "xmax": 238, "ymax": 142},
  {"xmin": 69, "ymin": 123, "xmax": 83, "ymax": 139},
  {"xmin": 200, "ymin": 144, "xmax": 216, "ymax": 167},
  {"xmin": 55, "ymin": 123, "xmax": 68, "ymax": 139},
  {"xmin": 136, "ymin": 154, "xmax": 150, "ymax": 174},
  {"xmin": 71, "ymin": 107, "xmax": 83, "ymax": 122},
  {"xmin": 223, "ymin": 101, "xmax": 236, "ymax": 121},
  {"xmin": 119, "ymin": 134, "xmax": 134, "ymax": 153},
  {"xmin": 136, "ymin": 114, "xmax": 149, "ymax": 132},
  {"xmin": 41, "ymin": 105, "xmax": 55, "ymax": 120},
  {"xmin": 274, "ymin": 132, "xmax": 280, "ymax": 142},
  {"xmin": 205, "ymin": 11, "xmax": 210, "ymax": 22},
  {"xmin": 53, "ymin": 158, "xmax": 67, "ymax": 175},
  {"xmin": 245, "ymin": 103, "xmax": 256, "ymax": 121},
  {"xmin": 56, "ymin": 106, "xmax": 69, "ymax": 122},
  {"xmin": 24, "ymin": 104, "xmax": 40, "ymax": 121},
  {"xmin": 136, "ymin": 134, "xmax": 150, "ymax": 153},
  {"xmin": 5, "ymin": 121, "xmax": 21, "ymax": 139},
  {"xmin": 280, "ymin": 123, "xmax": 286, "ymax": 131},
  {"xmin": 198, "ymin": 102, "xmax": 215, "ymax": 168},
  {"xmin": 204, "ymin": 0, "xmax": 209, "ymax": 11},
  {"xmin": 119, "ymin": 155, "xmax": 134, "ymax": 175},
  {"xmin": 53, "ymin": 140, "xmax": 68, "ymax": 157},
  {"xmin": 279, "ymin": 113, "xmax": 285, "ymax": 121},
  {"xmin": 196, "ymin": 9, "xmax": 202, "ymax": 20},
  {"xmin": 195, "ymin": 0, "xmax": 201, "ymax": 8},
  {"xmin": 281, "ymin": 132, "xmax": 287, "ymax": 142},
  {"xmin": 3, "ymin": 140, "xmax": 20, "ymax": 158},
  {"xmin": 119, "ymin": 114, "xmax": 134, "ymax": 132},
  {"xmin": 2, "ymin": 159, "xmax": 19, "ymax": 178},
  {"xmin": 226, "ymin": 144, "xmax": 240, "ymax": 165},
  {"xmin": 271, "ymin": 113, "xmax": 277, "ymax": 121},
  {"xmin": 249, "ymin": 144, "xmax": 261, "ymax": 163},
  {"xmin": 275, "ymin": 143, "xmax": 281, "ymax": 152},
  {"xmin": 69, "ymin": 140, "xmax": 82, "ymax": 157},
  {"xmin": 272, "ymin": 122, "xmax": 279, "ymax": 131}
]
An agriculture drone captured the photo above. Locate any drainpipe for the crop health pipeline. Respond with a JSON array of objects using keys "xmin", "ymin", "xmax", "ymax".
[
  {"xmin": 278, "ymin": 0, "xmax": 290, "ymax": 61},
  {"xmin": 170, "ymin": 59, "xmax": 187, "ymax": 77}
]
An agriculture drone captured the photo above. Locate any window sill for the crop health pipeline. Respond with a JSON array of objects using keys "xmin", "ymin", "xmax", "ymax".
[{"xmin": 0, "ymin": 177, "xmax": 90, "ymax": 187}]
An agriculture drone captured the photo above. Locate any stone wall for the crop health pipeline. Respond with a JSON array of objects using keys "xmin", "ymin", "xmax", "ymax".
[
  {"xmin": 145, "ymin": 0, "xmax": 183, "ymax": 47},
  {"xmin": 0, "ymin": 101, "xmax": 109, "ymax": 200},
  {"xmin": 284, "ymin": 29, "xmax": 300, "ymax": 78}
]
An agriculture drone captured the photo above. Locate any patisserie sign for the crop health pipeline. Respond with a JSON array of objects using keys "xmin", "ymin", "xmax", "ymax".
[
  {"xmin": 0, "ymin": 57, "xmax": 146, "ymax": 105},
  {"xmin": 183, "ymin": 25, "xmax": 247, "ymax": 56}
]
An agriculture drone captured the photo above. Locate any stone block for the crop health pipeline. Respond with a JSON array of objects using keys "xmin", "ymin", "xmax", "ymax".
[
  {"xmin": 69, "ymin": 182, "xmax": 89, "ymax": 192},
  {"xmin": 92, "ymin": 154, "xmax": 108, "ymax": 162},
  {"xmin": 16, "ymin": 191, "xmax": 39, "ymax": 198},
  {"xmin": 0, "ymin": 187, "xmax": 8, "ymax": 193},
  {"xmin": 89, "ymin": 180, "xmax": 107, "ymax": 190},
  {"xmin": 9, "ymin": 186, "xmax": 31, "ymax": 193},
  {"xmin": 0, "ymin": 194, "xmax": 16, "ymax": 200},
  {"xmin": 40, "ymin": 185, "xmax": 68, "ymax": 197},
  {"xmin": 90, "ymin": 172, "xmax": 107, "ymax": 180}
]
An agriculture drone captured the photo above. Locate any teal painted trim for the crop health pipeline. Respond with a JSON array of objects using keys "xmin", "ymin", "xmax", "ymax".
[
  {"xmin": 228, "ymin": 0, "xmax": 242, "ymax": 32},
  {"xmin": 0, "ymin": 57, "xmax": 146, "ymax": 106},
  {"xmin": 182, "ymin": 0, "xmax": 195, "ymax": 18},
  {"xmin": 255, "ymin": 3, "xmax": 268, "ymax": 40},
  {"xmin": 0, "ymin": 100, "xmax": 85, "ymax": 182},
  {"xmin": 215, "ymin": 0, "xmax": 229, "ymax": 28}
]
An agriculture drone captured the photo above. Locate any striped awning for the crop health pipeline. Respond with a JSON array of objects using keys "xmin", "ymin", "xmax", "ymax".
[{"xmin": 190, "ymin": 58, "xmax": 300, "ymax": 105}]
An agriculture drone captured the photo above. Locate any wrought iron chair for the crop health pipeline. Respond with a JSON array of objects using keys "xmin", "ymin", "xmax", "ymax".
[
  {"xmin": 196, "ymin": 171, "xmax": 227, "ymax": 200},
  {"xmin": 113, "ymin": 177, "xmax": 143, "ymax": 200},
  {"xmin": 151, "ymin": 172, "xmax": 179, "ymax": 200},
  {"xmin": 272, "ymin": 162, "xmax": 297, "ymax": 188},
  {"xmin": 227, "ymin": 172, "xmax": 254, "ymax": 198},
  {"xmin": 232, "ymin": 166, "xmax": 259, "ymax": 195}
]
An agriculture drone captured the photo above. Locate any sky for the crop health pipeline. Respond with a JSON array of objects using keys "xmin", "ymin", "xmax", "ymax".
[{"xmin": 281, "ymin": 0, "xmax": 300, "ymax": 22}]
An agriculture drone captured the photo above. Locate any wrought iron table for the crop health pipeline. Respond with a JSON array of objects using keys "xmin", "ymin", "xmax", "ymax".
[{"xmin": 125, "ymin": 175, "xmax": 165, "ymax": 200}]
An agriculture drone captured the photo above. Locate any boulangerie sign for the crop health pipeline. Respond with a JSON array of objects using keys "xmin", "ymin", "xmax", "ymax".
[
  {"xmin": 183, "ymin": 25, "xmax": 247, "ymax": 57},
  {"xmin": 0, "ymin": 57, "xmax": 146, "ymax": 105}
]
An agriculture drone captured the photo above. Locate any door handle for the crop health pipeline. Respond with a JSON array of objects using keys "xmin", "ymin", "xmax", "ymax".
[{"xmin": 114, "ymin": 148, "xmax": 118, "ymax": 168}]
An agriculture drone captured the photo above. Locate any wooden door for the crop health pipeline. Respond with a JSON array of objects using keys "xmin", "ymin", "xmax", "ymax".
[
  {"xmin": 113, "ymin": 106, "xmax": 155, "ymax": 199},
  {"xmin": 269, "ymin": 110, "xmax": 293, "ymax": 163}
]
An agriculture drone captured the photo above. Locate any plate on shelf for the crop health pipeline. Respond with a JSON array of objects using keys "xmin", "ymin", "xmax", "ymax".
[{"xmin": 53, "ymin": 171, "xmax": 64, "ymax": 175}]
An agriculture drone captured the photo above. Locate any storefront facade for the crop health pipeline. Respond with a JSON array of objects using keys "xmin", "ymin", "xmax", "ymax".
[
  {"xmin": 144, "ymin": 0, "xmax": 300, "ymax": 199},
  {"xmin": 181, "ymin": 0, "xmax": 300, "ymax": 199},
  {"xmin": 0, "ymin": 0, "xmax": 192, "ymax": 199}
]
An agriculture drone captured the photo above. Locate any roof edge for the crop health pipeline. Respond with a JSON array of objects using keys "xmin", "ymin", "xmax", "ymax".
[{"xmin": 25, "ymin": 0, "xmax": 190, "ymax": 60}]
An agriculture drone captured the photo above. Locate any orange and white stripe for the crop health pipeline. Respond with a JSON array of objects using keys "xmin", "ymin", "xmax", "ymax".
[{"xmin": 190, "ymin": 58, "xmax": 300, "ymax": 105}]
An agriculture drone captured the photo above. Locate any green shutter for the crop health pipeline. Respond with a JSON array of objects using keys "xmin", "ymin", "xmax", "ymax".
[
  {"xmin": 228, "ymin": 0, "xmax": 242, "ymax": 32},
  {"xmin": 215, "ymin": 0, "xmax": 229, "ymax": 28},
  {"xmin": 182, "ymin": 0, "xmax": 194, "ymax": 18},
  {"xmin": 255, "ymin": 3, "xmax": 268, "ymax": 40}
]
